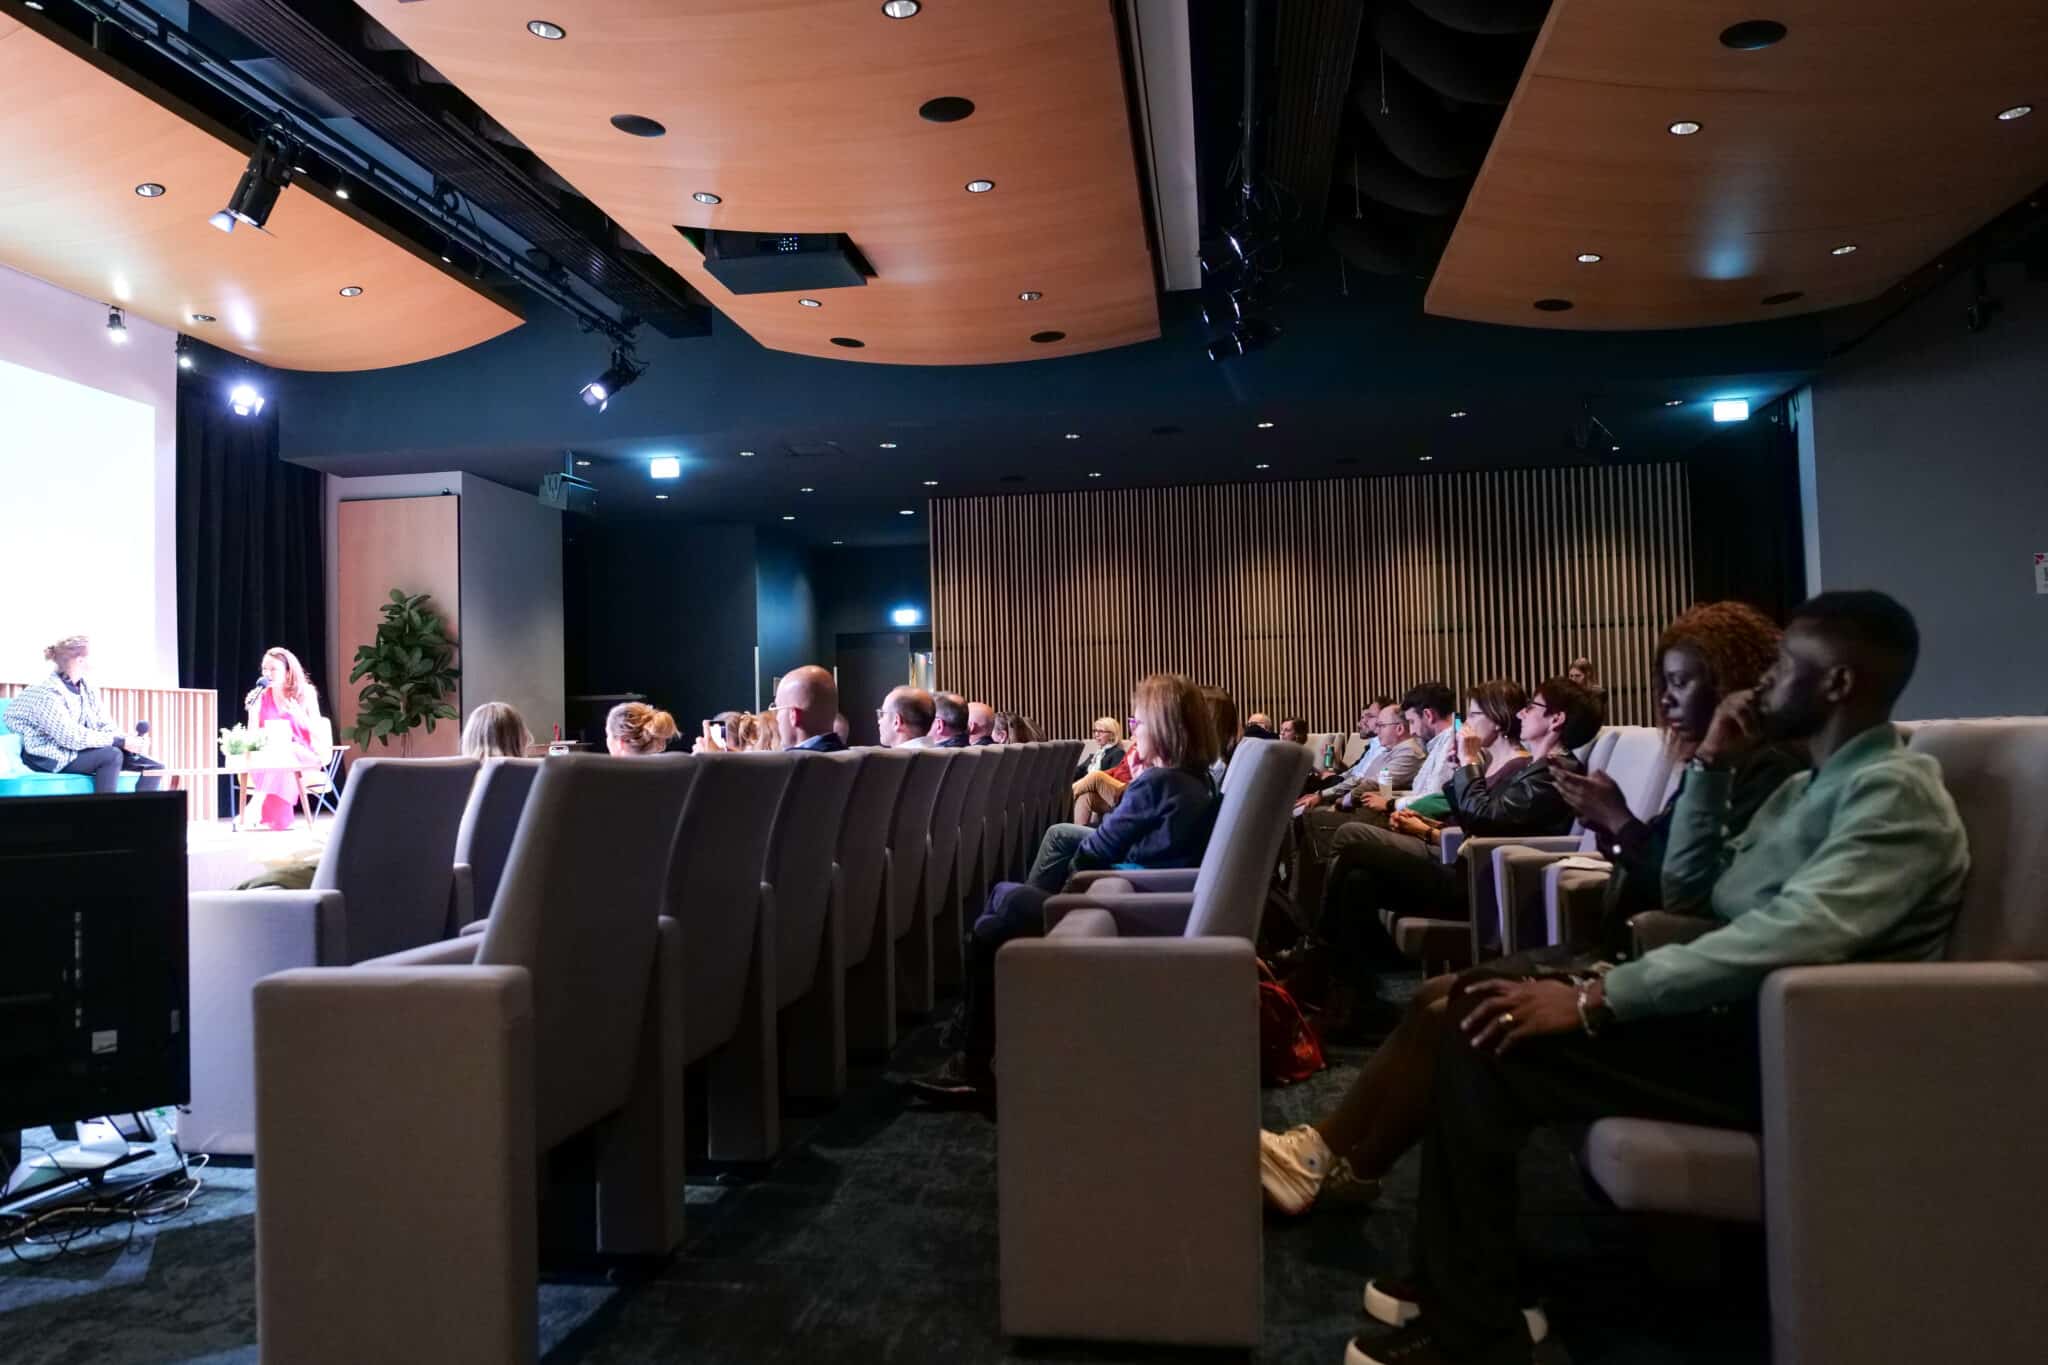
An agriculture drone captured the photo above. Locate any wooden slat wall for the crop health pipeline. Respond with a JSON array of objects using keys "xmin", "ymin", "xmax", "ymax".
[
  {"xmin": 1, "ymin": 682, "xmax": 218, "ymax": 820},
  {"xmin": 930, "ymin": 465, "xmax": 1692, "ymax": 736}
]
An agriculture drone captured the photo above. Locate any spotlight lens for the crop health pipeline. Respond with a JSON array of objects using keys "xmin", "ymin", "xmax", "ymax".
[
  {"xmin": 135, "ymin": 183, "xmax": 166, "ymax": 198},
  {"xmin": 339, "ymin": 285, "xmax": 364, "ymax": 297},
  {"xmin": 965, "ymin": 179, "xmax": 995, "ymax": 193},
  {"xmin": 1712, "ymin": 398, "xmax": 1751, "ymax": 423},
  {"xmin": 1997, "ymin": 104, "xmax": 2033, "ymax": 121},
  {"xmin": 579, "ymin": 382, "xmax": 609, "ymax": 411},
  {"xmin": 882, "ymin": 0, "xmax": 921, "ymax": 17},
  {"xmin": 229, "ymin": 383, "xmax": 265, "ymax": 416},
  {"xmin": 1576, "ymin": 252, "xmax": 1602, "ymax": 263},
  {"xmin": 1668, "ymin": 120, "xmax": 1702, "ymax": 136},
  {"xmin": 178, "ymin": 353, "xmax": 194, "ymax": 370},
  {"xmin": 527, "ymin": 19, "xmax": 566, "ymax": 40},
  {"xmin": 693, "ymin": 191, "xmax": 721, "ymax": 205},
  {"xmin": 208, "ymin": 209, "xmax": 236, "ymax": 234}
]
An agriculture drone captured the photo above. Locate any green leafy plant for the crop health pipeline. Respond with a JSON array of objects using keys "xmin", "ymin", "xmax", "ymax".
[
  {"xmin": 217, "ymin": 723, "xmax": 268, "ymax": 757},
  {"xmin": 348, "ymin": 589, "xmax": 460, "ymax": 753}
]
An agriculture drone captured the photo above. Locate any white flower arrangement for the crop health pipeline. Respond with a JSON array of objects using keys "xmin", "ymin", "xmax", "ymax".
[{"xmin": 219, "ymin": 723, "xmax": 270, "ymax": 758}]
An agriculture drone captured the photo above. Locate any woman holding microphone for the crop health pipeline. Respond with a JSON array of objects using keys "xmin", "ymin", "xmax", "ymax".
[{"xmin": 241, "ymin": 647, "xmax": 325, "ymax": 829}]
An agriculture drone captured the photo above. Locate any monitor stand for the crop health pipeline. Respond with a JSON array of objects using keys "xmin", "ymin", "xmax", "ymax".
[{"xmin": 1, "ymin": 1114, "xmax": 170, "ymax": 1218}]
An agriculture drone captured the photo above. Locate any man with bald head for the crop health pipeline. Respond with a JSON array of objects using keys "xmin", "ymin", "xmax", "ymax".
[
  {"xmin": 880, "ymin": 686, "xmax": 937, "ymax": 748},
  {"xmin": 775, "ymin": 665, "xmax": 847, "ymax": 751},
  {"xmin": 929, "ymin": 691, "xmax": 971, "ymax": 748},
  {"xmin": 967, "ymin": 701, "xmax": 996, "ymax": 746}
]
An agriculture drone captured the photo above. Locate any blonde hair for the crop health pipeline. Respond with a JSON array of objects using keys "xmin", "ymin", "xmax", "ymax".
[
  {"xmin": 1130, "ymin": 673, "xmax": 1213, "ymax": 770},
  {"xmin": 1093, "ymin": 715, "xmax": 1124, "ymax": 744},
  {"xmin": 43, "ymin": 634, "xmax": 90, "ymax": 673},
  {"xmin": 462, "ymin": 702, "xmax": 530, "ymax": 759},
  {"xmin": 262, "ymin": 646, "xmax": 319, "ymax": 711},
  {"xmin": 607, "ymin": 702, "xmax": 677, "ymax": 755}
]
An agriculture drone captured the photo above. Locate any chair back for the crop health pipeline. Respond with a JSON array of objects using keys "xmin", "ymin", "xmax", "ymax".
[
  {"xmin": 764, "ymin": 750, "xmax": 866, "ymax": 1009},
  {"xmin": 1186, "ymin": 739, "xmax": 1313, "ymax": 940},
  {"xmin": 986, "ymin": 744, "xmax": 1028, "ymax": 874},
  {"xmin": 475, "ymin": 754, "xmax": 696, "ymax": 1149},
  {"xmin": 662, "ymin": 752, "xmax": 796, "ymax": 1061},
  {"xmin": 886, "ymin": 749, "xmax": 951, "ymax": 941},
  {"xmin": 1595, "ymin": 726, "xmax": 1680, "ymax": 821},
  {"xmin": 312, "ymin": 756, "xmax": 479, "ymax": 961},
  {"xmin": 954, "ymin": 745, "xmax": 1001, "ymax": 896},
  {"xmin": 837, "ymin": 747, "xmax": 912, "ymax": 961},
  {"xmin": 454, "ymin": 758, "xmax": 543, "ymax": 920},
  {"xmin": 924, "ymin": 748, "xmax": 977, "ymax": 921},
  {"xmin": 1902, "ymin": 719, "xmax": 2048, "ymax": 963}
]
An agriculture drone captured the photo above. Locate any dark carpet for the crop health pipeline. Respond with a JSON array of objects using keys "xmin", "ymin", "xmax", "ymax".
[{"xmin": 0, "ymin": 988, "xmax": 1771, "ymax": 1365}]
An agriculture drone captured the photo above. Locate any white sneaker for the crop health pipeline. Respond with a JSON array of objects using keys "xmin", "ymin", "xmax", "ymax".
[
  {"xmin": 1362, "ymin": 1278, "xmax": 1549, "ymax": 1342},
  {"xmin": 1260, "ymin": 1126, "xmax": 1333, "ymax": 1215}
]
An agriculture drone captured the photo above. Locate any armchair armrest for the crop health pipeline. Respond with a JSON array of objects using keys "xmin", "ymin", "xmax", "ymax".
[
  {"xmin": 1437, "ymin": 828, "xmax": 1464, "ymax": 865},
  {"xmin": 360, "ymin": 936, "xmax": 483, "ymax": 968},
  {"xmin": 1484, "ymin": 844, "xmax": 1588, "ymax": 954},
  {"xmin": 449, "ymin": 862, "xmax": 475, "ymax": 933},
  {"xmin": 1760, "ymin": 962, "xmax": 2048, "ymax": 1365},
  {"xmin": 1546, "ymin": 864, "xmax": 1613, "ymax": 949},
  {"xmin": 1043, "ymin": 891, "xmax": 1195, "ymax": 938},
  {"xmin": 254, "ymin": 966, "xmax": 537, "ymax": 1365},
  {"xmin": 1065, "ymin": 867, "xmax": 1200, "ymax": 893},
  {"xmin": 1629, "ymin": 910, "xmax": 1717, "ymax": 953}
]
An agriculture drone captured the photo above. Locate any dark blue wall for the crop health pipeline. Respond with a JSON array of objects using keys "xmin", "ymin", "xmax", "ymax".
[
  {"xmin": 813, "ymin": 544, "xmax": 931, "ymax": 646},
  {"xmin": 754, "ymin": 532, "xmax": 819, "ymax": 694}
]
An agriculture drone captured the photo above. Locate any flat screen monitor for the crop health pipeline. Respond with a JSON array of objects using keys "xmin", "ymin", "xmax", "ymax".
[{"xmin": 0, "ymin": 792, "xmax": 188, "ymax": 1131}]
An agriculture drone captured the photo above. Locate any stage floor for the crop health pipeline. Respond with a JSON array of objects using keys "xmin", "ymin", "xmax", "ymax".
[{"xmin": 186, "ymin": 816, "xmax": 332, "ymax": 892}]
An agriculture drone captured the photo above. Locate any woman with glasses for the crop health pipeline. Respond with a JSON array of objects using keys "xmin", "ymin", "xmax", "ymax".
[{"xmin": 1070, "ymin": 714, "xmax": 1140, "ymax": 823}]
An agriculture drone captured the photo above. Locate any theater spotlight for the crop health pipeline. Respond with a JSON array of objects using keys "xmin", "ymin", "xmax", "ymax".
[
  {"xmin": 106, "ymin": 307, "xmax": 129, "ymax": 345},
  {"xmin": 213, "ymin": 134, "xmax": 293, "ymax": 234},
  {"xmin": 228, "ymin": 382, "xmax": 266, "ymax": 417},
  {"xmin": 577, "ymin": 345, "xmax": 646, "ymax": 413},
  {"xmin": 176, "ymin": 337, "xmax": 193, "ymax": 370}
]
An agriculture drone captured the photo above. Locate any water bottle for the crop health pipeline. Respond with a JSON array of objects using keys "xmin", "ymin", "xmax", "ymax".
[
  {"xmin": 1379, "ymin": 770, "xmax": 1394, "ymax": 801},
  {"xmin": 1323, "ymin": 738, "xmax": 1337, "ymax": 771}
]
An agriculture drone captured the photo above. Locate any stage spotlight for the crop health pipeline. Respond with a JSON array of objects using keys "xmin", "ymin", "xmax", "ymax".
[
  {"xmin": 216, "ymin": 134, "xmax": 294, "ymax": 233},
  {"xmin": 577, "ymin": 345, "xmax": 645, "ymax": 413},
  {"xmin": 106, "ymin": 307, "xmax": 129, "ymax": 345},
  {"xmin": 176, "ymin": 338, "xmax": 193, "ymax": 370},
  {"xmin": 229, "ymin": 383, "xmax": 266, "ymax": 417}
]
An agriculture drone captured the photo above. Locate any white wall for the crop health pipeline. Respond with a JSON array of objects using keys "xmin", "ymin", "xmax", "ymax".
[
  {"xmin": 1803, "ymin": 261, "xmax": 2048, "ymax": 719},
  {"xmin": 323, "ymin": 470, "xmax": 563, "ymax": 744},
  {"xmin": 0, "ymin": 264, "xmax": 178, "ymax": 685}
]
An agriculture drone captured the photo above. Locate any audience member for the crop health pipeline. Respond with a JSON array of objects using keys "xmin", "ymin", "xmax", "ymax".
[
  {"xmin": 930, "ymin": 691, "xmax": 970, "ymax": 747},
  {"xmin": 1201, "ymin": 685, "xmax": 1241, "ymax": 784},
  {"xmin": 1279, "ymin": 717, "xmax": 1309, "ymax": 745},
  {"xmin": 879, "ymin": 686, "xmax": 937, "ymax": 748},
  {"xmin": 1341, "ymin": 591, "xmax": 1968, "ymax": 1365},
  {"xmin": 833, "ymin": 712, "xmax": 851, "ymax": 745},
  {"xmin": 1071, "ymin": 722, "xmax": 1147, "ymax": 823},
  {"xmin": 1356, "ymin": 682, "xmax": 1459, "ymax": 817},
  {"xmin": 967, "ymin": 701, "xmax": 996, "ymax": 745},
  {"xmin": 910, "ymin": 672, "xmax": 1220, "ymax": 1104},
  {"xmin": 6, "ymin": 634, "xmax": 162, "ymax": 795},
  {"xmin": 1298, "ymin": 702, "xmax": 1425, "ymax": 821},
  {"xmin": 995, "ymin": 711, "xmax": 1037, "ymax": 743},
  {"xmin": 1567, "ymin": 656, "xmax": 1599, "ymax": 691},
  {"xmin": 1244, "ymin": 711, "xmax": 1277, "ymax": 741},
  {"xmin": 605, "ymin": 702, "xmax": 677, "ymax": 756},
  {"xmin": 775, "ymin": 665, "xmax": 846, "ymax": 751},
  {"xmin": 1258, "ymin": 604, "xmax": 1802, "ymax": 1218},
  {"xmin": 460, "ymin": 701, "xmax": 530, "ymax": 759},
  {"xmin": 1074, "ymin": 716, "xmax": 1126, "ymax": 779},
  {"xmin": 1312, "ymin": 699, "xmax": 1390, "ymax": 778}
]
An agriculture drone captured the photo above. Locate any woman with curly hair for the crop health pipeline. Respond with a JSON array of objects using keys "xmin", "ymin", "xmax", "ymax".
[{"xmin": 1257, "ymin": 601, "xmax": 1806, "ymax": 1218}]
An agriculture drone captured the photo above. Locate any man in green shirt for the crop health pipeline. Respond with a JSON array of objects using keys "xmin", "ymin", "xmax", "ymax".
[{"xmin": 1346, "ymin": 590, "xmax": 1970, "ymax": 1365}]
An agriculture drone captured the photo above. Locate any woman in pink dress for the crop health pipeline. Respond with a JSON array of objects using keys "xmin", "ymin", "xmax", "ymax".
[{"xmin": 241, "ymin": 647, "xmax": 324, "ymax": 830}]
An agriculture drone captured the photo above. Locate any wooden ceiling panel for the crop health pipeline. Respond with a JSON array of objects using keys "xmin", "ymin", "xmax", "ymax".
[
  {"xmin": 353, "ymin": 0, "xmax": 1160, "ymax": 365},
  {"xmin": 1427, "ymin": 1, "xmax": 2048, "ymax": 330},
  {"xmin": 0, "ymin": 14, "xmax": 520, "ymax": 371}
]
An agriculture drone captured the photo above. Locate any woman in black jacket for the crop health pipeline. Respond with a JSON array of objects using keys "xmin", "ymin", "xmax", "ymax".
[{"xmin": 1071, "ymin": 716, "xmax": 1126, "ymax": 781}]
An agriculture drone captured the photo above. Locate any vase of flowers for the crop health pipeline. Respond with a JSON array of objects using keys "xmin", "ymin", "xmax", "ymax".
[{"xmin": 219, "ymin": 723, "xmax": 268, "ymax": 771}]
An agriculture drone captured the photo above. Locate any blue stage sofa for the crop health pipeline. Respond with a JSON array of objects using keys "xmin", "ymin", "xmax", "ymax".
[{"xmin": 0, "ymin": 697, "xmax": 142, "ymax": 796}]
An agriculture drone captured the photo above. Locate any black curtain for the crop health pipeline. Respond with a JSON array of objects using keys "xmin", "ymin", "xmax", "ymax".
[
  {"xmin": 176, "ymin": 370, "xmax": 326, "ymax": 813},
  {"xmin": 1686, "ymin": 394, "xmax": 1808, "ymax": 621}
]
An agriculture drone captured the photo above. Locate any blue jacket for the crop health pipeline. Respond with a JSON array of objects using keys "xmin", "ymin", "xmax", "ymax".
[{"xmin": 1076, "ymin": 764, "xmax": 1219, "ymax": 871}]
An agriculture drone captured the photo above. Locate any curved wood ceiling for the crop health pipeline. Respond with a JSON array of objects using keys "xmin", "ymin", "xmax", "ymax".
[
  {"xmin": 1426, "ymin": 0, "xmax": 2048, "ymax": 330},
  {"xmin": 353, "ymin": 0, "xmax": 1161, "ymax": 366},
  {"xmin": 0, "ymin": 12, "xmax": 520, "ymax": 372}
]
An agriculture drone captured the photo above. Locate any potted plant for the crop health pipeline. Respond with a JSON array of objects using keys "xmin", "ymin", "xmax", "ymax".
[
  {"xmin": 218, "ymin": 723, "xmax": 269, "ymax": 770},
  {"xmin": 348, "ymin": 589, "xmax": 460, "ymax": 755}
]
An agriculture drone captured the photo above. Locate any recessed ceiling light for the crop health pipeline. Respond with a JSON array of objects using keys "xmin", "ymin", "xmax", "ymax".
[
  {"xmin": 1018, "ymin": 290, "xmax": 1042, "ymax": 301},
  {"xmin": 832, "ymin": 540, "xmax": 844, "ymax": 545},
  {"xmin": 190, "ymin": 313, "xmax": 215, "ymax": 323},
  {"xmin": 800, "ymin": 486, "xmax": 814, "ymax": 493},
  {"xmin": 1997, "ymin": 104, "xmax": 2033, "ymax": 122},
  {"xmin": 898, "ymin": 508, "xmax": 915, "ymax": 516},
  {"xmin": 1087, "ymin": 471, "xmax": 1101, "ymax": 478},
  {"xmin": 1449, "ymin": 410, "xmax": 1468, "ymax": 419},
  {"xmin": 339, "ymin": 285, "xmax": 364, "ymax": 297},
  {"xmin": 440, "ymin": 254, "xmax": 453, "ymax": 263},
  {"xmin": 964, "ymin": 179, "xmax": 995, "ymax": 194},
  {"xmin": 830, "ymin": 337, "xmax": 865, "ymax": 348},
  {"xmin": 798, "ymin": 298, "xmax": 822, "ymax": 308},
  {"xmin": 1253, "ymin": 462, "xmax": 1270, "ymax": 470},
  {"xmin": 1419, "ymin": 455, "xmax": 1434, "ymax": 462},
  {"xmin": 693, "ymin": 191, "xmax": 721, "ymax": 205},
  {"xmin": 879, "ymin": 441, "xmax": 898, "ymax": 449},
  {"xmin": 1610, "ymin": 444, "xmax": 1622, "ymax": 452},
  {"xmin": 739, "ymin": 450, "xmax": 756, "ymax": 457},
  {"xmin": 1256, "ymin": 420, "xmax": 1275, "ymax": 429},
  {"xmin": 611, "ymin": 114, "xmax": 667, "ymax": 138},
  {"xmin": 882, "ymin": 0, "xmax": 920, "ymax": 16},
  {"xmin": 1063, "ymin": 432, "xmax": 1080, "ymax": 440},
  {"xmin": 333, "ymin": 183, "xmax": 351, "ymax": 200},
  {"xmin": 1718, "ymin": 19, "xmax": 1787, "ymax": 49},
  {"xmin": 527, "ymin": 20, "xmax": 566, "ymax": 40},
  {"xmin": 782, "ymin": 515, "xmax": 797, "ymax": 521},
  {"xmin": 655, "ymin": 493, "xmax": 669, "ymax": 500},
  {"xmin": 576, "ymin": 459, "xmax": 592, "ymax": 467},
  {"xmin": 1761, "ymin": 290, "xmax": 1804, "ymax": 306},
  {"xmin": 1664, "ymin": 399, "xmax": 1684, "ymax": 407},
  {"xmin": 919, "ymin": 97, "xmax": 975, "ymax": 124},
  {"xmin": 24, "ymin": 1, "xmax": 44, "ymax": 9},
  {"xmin": 1576, "ymin": 252, "xmax": 1602, "ymax": 264},
  {"xmin": 923, "ymin": 479, "xmax": 938, "ymax": 486},
  {"xmin": 134, "ymin": 182, "xmax": 166, "ymax": 198},
  {"xmin": 1668, "ymin": 120, "xmax": 1702, "ymax": 136},
  {"xmin": 1533, "ymin": 298, "xmax": 1574, "ymax": 312},
  {"xmin": 1831, "ymin": 243, "xmax": 1858, "ymax": 256},
  {"xmin": 1030, "ymin": 330, "xmax": 1066, "ymax": 343}
]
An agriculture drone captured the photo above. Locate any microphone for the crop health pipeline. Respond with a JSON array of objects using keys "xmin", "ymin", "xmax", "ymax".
[{"xmin": 134, "ymin": 720, "xmax": 151, "ymax": 736}]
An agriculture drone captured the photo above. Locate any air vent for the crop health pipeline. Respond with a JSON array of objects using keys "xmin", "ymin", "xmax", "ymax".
[{"xmin": 784, "ymin": 440, "xmax": 847, "ymax": 460}]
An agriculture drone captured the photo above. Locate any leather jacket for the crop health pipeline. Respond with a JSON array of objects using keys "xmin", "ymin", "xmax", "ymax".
[{"xmin": 1444, "ymin": 752, "xmax": 1582, "ymax": 839}]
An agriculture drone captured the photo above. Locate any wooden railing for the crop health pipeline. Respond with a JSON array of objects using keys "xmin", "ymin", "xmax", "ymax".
[{"xmin": 1, "ymin": 682, "xmax": 219, "ymax": 820}]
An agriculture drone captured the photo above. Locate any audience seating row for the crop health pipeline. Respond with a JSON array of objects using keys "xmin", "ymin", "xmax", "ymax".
[{"xmin": 243, "ymin": 738, "xmax": 1078, "ymax": 1363}]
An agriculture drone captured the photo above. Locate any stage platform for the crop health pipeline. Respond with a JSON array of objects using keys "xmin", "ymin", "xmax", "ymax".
[{"xmin": 186, "ymin": 816, "xmax": 332, "ymax": 892}]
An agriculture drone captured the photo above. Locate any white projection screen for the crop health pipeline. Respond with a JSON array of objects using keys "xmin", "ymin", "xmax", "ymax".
[{"xmin": 0, "ymin": 356, "xmax": 176, "ymax": 685}]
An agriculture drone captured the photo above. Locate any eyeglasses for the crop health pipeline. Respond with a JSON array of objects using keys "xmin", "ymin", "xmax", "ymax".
[
  {"xmin": 1126, "ymin": 716, "xmax": 1142, "ymax": 731},
  {"xmin": 1092, "ymin": 726, "xmax": 1114, "ymax": 736}
]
